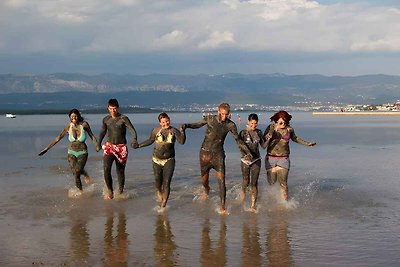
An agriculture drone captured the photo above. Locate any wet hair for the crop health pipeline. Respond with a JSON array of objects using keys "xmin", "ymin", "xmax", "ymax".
[
  {"xmin": 108, "ymin": 98, "xmax": 119, "ymax": 108},
  {"xmin": 218, "ymin": 102, "xmax": 230, "ymax": 113},
  {"xmin": 68, "ymin": 108, "xmax": 84, "ymax": 122},
  {"xmin": 270, "ymin": 110, "xmax": 292, "ymax": 123},
  {"xmin": 158, "ymin": 112, "xmax": 170, "ymax": 122},
  {"xmin": 248, "ymin": 113, "xmax": 258, "ymax": 122}
]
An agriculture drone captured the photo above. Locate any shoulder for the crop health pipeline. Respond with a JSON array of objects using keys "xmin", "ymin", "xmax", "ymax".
[
  {"xmin": 103, "ymin": 115, "xmax": 111, "ymax": 122},
  {"xmin": 64, "ymin": 123, "xmax": 72, "ymax": 132}
]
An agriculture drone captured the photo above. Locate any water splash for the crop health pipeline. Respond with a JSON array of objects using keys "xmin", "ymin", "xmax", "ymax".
[
  {"xmin": 68, "ymin": 184, "xmax": 96, "ymax": 199},
  {"xmin": 153, "ymin": 205, "xmax": 168, "ymax": 213}
]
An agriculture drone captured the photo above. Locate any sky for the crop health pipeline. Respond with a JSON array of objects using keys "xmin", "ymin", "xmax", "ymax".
[{"xmin": 1, "ymin": 0, "xmax": 400, "ymax": 76}]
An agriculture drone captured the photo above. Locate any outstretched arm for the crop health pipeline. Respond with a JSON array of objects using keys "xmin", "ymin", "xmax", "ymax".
[
  {"xmin": 174, "ymin": 127, "xmax": 186, "ymax": 145},
  {"xmin": 38, "ymin": 125, "xmax": 68, "ymax": 156},
  {"xmin": 138, "ymin": 128, "xmax": 156, "ymax": 148},
  {"xmin": 290, "ymin": 128, "xmax": 316, "ymax": 146},
  {"xmin": 124, "ymin": 116, "xmax": 138, "ymax": 148},
  {"xmin": 83, "ymin": 121, "xmax": 98, "ymax": 148},
  {"xmin": 181, "ymin": 116, "xmax": 208, "ymax": 130}
]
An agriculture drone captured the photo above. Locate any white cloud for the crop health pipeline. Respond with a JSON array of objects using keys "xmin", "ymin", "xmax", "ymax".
[
  {"xmin": 1, "ymin": 0, "xmax": 400, "ymax": 56},
  {"xmin": 154, "ymin": 30, "xmax": 186, "ymax": 49},
  {"xmin": 198, "ymin": 31, "xmax": 235, "ymax": 49}
]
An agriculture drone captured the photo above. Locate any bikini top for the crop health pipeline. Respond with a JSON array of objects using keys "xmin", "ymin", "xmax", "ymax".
[
  {"xmin": 155, "ymin": 129, "xmax": 174, "ymax": 143},
  {"xmin": 68, "ymin": 123, "xmax": 86, "ymax": 142},
  {"xmin": 245, "ymin": 130, "xmax": 260, "ymax": 144},
  {"xmin": 278, "ymin": 130, "xmax": 291, "ymax": 141}
]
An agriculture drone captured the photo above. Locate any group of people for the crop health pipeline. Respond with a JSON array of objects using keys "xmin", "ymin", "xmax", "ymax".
[{"xmin": 39, "ymin": 99, "xmax": 316, "ymax": 214}]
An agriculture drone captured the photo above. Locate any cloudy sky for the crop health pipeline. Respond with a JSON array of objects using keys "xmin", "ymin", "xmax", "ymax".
[{"xmin": 1, "ymin": 0, "xmax": 399, "ymax": 76}]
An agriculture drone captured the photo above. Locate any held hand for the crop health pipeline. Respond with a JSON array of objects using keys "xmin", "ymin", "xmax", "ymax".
[
  {"xmin": 309, "ymin": 142, "xmax": 317, "ymax": 146},
  {"xmin": 96, "ymin": 144, "xmax": 101, "ymax": 152},
  {"xmin": 244, "ymin": 153, "xmax": 253, "ymax": 161},
  {"xmin": 131, "ymin": 142, "xmax": 139, "ymax": 149},
  {"xmin": 180, "ymin": 124, "xmax": 187, "ymax": 131}
]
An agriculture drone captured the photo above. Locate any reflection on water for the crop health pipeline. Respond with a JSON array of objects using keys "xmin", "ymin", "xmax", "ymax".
[
  {"xmin": 69, "ymin": 218, "xmax": 90, "ymax": 262},
  {"xmin": 241, "ymin": 216, "xmax": 262, "ymax": 267},
  {"xmin": 103, "ymin": 211, "xmax": 129, "ymax": 267},
  {"xmin": 266, "ymin": 212, "xmax": 293, "ymax": 267},
  {"xmin": 201, "ymin": 218, "xmax": 227, "ymax": 267},
  {"xmin": 153, "ymin": 214, "xmax": 178, "ymax": 266}
]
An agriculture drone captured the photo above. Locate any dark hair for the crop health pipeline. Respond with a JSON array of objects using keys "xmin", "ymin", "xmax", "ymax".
[
  {"xmin": 108, "ymin": 98, "xmax": 119, "ymax": 108},
  {"xmin": 248, "ymin": 113, "xmax": 258, "ymax": 122},
  {"xmin": 270, "ymin": 110, "xmax": 292, "ymax": 123},
  {"xmin": 68, "ymin": 108, "xmax": 84, "ymax": 122},
  {"xmin": 158, "ymin": 112, "xmax": 170, "ymax": 122}
]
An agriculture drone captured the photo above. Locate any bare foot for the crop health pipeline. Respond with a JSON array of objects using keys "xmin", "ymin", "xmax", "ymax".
[
  {"xmin": 200, "ymin": 192, "xmax": 209, "ymax": 201},
  {"xmin": 218, "ymin": 207, "xmax": 230, "ymax": 215},
  {"xmin": 83, "ymin": 175, "xmax": 90, "ymax": 184},
  {"xmin": 249, "ymin": 206, "xmax": 257, "ymax": 213},
  {"xmin": 104, "ymin": 190, "xmax": 114, "ymax": 200},
  {"xmin": 156, "ymin": 191, "xmax": 163, "ymax": 203}
]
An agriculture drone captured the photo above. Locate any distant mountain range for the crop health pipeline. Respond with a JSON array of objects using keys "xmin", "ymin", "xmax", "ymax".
[{"xmin": 1, "ymin": 73, "xmax": 400, "ymax": 113}]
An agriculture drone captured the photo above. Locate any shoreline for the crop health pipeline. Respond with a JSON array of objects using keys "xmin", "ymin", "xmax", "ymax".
[{"xmin": 313, "ymin": 111, "xmax": 400, "ymax": 116}]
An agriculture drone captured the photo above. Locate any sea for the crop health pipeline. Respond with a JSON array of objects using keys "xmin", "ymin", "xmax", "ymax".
[{"xmin": 0, "ymin": 112, "xmax": 399, "ymax": 266}]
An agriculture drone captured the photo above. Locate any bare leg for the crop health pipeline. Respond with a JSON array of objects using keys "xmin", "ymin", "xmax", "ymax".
[
  {"xmin": 240, "ymin": 162, "xmax": 250, "ymax": 201},
  {"xmin": 103, "ymin": 155, "xmax": 115, "ymax": 199},
  {"xmin": 115, "ymin": 160, "xmax": 126, "ymax": 195},
  {"xmin": 267, "ymin": 168, "xmax": 277, "ymax": 185},
  {"xmin": 216, "ymin": 171, "xmax": 227, "ymax": 213},
  {"xmin": 82, "ymin": 170, "xmax": 90, "ymax": 184},
  {"xmin": 277, "ymin": 168, "xmax": 289, "ymax": 201},
  {"xmin": 201, "ymin": 172, "xmax": 210, "ymax": 200},
  {"xmin": 249, "ymin": 161, "xmax": 261, "ymax": 210},
  {"xmin": 160, "ymin": 159, "xmax": 175, "ymax": 208},
  {"xmin": 153, "ymin": 162, "xmax": 163, "ymax": 204}
]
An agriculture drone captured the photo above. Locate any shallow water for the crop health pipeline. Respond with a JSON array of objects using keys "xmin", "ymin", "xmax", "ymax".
[{"xmin": 0, "ymin": 112, "xmax": 400, "ymax": 266}]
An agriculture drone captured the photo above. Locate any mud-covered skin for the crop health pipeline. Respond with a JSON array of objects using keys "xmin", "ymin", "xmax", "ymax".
[
  {"xmin": 264, "ymin": 122, "xmax": 315, "ymax": 201},
  {"xmin": 98, "ymin": 114, "xmax": 138, "ymax": 147},
  {"xmin": 263, "ymin": 124, "xmax": 313, "ymax": 157},
  {"xmin": 138, "ymin": 126, "xmax": 186, "ymax": 159},
  {"xmin": 183, "ymin": 114, "xmax": 252, "ymax": 211},
  {"xmin": 138, "ymin": 126, "xmax": 185, "ymax": 207},
  {"xmin": 98, "ymin": 113, "xmax": 138, "ymax": 196},
  {"xmin": 239, "ymin": 128, "xmax": 266, "ymax": 209},
  {"xmin": 239, "ymin": 128, "xmax": 266, "ymax": 159},
  {"xmin": 184, "ymin": 115, "xmax": 251, "ymax": 155},
  {"xmin": 39, "ymin": 120, "xmax": 97, "ymax": 191}
]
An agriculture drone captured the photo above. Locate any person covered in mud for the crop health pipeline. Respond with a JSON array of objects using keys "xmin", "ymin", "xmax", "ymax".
[
  {"xmin": 181, "ymin": 103, "xmax": 253, "ymax": 214},
  {"xmin": 97, "ymin": 98, "xmax": 138, "ymax": 200},
  {"xmin": 136, "ymin": 112, "xmax": 186, "ymax": 208},
  {"xmin": 39, "ymin": 108, "xmax": 98, "ymax": 192},
  {"xmin": 264, "ymin": 110, "xmax": 316, "ymax": 202},
  {"xmin": 239, "ymin": 113, "xmax": 267, "ymax": 211}
]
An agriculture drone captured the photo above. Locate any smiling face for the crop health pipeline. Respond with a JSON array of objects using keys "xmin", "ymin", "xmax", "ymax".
[
  {"xmin": 248, "ymin": 119, "xmax": 258, "ymax": 131},
  {"xmin": 69, "ymin": 112, "xmax": 79, "ymax": 124},
  {"xmin": 276, "ymin": 117, "xmax": 287, "ymax": 130},
  {"xmin": 218, "ymin": 108, "xmax": 230, "ymax": 122},
  {"xmin": 159, "ymin": 117, "xmax": 170, "ymax": 129}
]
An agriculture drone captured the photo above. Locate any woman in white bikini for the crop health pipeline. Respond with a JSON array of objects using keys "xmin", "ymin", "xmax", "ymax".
[{"xmin": 39, "ymin": 109, "xmax": 98, "ymax": 191}]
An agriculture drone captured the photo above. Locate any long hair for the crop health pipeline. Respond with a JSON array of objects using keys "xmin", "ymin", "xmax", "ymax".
[
  {"xmin": 270, "ymin": 110, "xmax": 292, "ymax": 123},
  {"xmin": 69, "ymin": 108, "xmax": 84, "ymax": 122}
]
